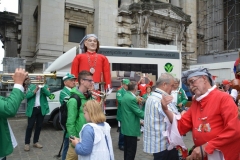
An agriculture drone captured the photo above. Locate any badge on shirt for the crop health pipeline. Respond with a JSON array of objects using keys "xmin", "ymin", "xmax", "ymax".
[{"xmin": 197, "ymin": 117, "xmax": 211, "ymax": 132}]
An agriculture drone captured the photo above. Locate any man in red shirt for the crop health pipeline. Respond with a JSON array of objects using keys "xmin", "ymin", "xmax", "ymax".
[
  {"xmin": 71, "ymin": 34, "xmax": 111, "ymax": 90},
  {"xmin": 161, "ymin": 68, "xmax": 240, "ymax": 160}
]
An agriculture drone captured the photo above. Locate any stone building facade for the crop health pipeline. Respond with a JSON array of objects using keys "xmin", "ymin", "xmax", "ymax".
[{"xmin": 1, "ymin": 0, "xmax": 198, "ymax": 72}]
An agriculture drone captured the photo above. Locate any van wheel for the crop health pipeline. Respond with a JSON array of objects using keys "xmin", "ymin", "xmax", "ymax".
[{"xmin": 53, "ymin": 114, "xmax": 62, "ymax": 130}]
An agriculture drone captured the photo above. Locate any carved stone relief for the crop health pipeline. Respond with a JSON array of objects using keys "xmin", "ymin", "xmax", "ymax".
[{"xmin": 118, "ymin": 1, "xmax": 191, "ymax": 48}]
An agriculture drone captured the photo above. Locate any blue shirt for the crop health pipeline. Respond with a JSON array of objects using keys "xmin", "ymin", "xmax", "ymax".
[{"xmin": 75, "ymin": 123, "xmax": 104, "ymax": 155}]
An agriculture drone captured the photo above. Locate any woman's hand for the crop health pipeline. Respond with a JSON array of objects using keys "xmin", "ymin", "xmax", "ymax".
[{"xmin": 69, "ymin": 136, "xmax": 80, "ymax": 147}]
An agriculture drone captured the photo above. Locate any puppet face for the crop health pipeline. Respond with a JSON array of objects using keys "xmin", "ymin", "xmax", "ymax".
[{"xmin": 84, "ymin": 37, "xmax": 98, "ymax": 52}]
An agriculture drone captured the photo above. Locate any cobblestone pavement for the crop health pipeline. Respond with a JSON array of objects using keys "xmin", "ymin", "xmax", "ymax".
[{"xmin": 7, "ymin": 117, "xmax": 193, "ymax": 160}]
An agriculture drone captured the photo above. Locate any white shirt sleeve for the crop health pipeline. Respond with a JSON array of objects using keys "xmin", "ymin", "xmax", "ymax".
[
  {"xmin": 13, "ymin": 84, "xmax": 24, "ymax": 93},
  {"xmin": 230, "ymin": 89, "xmax": 238, "ymax": 101}
]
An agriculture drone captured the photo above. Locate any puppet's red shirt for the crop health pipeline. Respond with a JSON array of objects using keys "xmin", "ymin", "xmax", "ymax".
[{"xmin": 71, "ymin": 52, "xmax": 111, "ymax": 89}]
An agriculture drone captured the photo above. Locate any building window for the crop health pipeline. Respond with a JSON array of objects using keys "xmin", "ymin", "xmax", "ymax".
[
  {"xmin": 149, "ymin": 37, "xmax": 170, "ymax": 45},
  {"xmin": 69, "ymin": 26, "xmax": 85, "ymax": 43}
]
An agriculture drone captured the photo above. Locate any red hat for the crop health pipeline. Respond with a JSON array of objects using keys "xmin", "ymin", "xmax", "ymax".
[{"xmin": 222, "ymin": 80, "xmax": 230, "ymax": 85}]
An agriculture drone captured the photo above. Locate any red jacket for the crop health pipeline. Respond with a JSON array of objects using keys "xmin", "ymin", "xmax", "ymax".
[
  {"xmin": 178, "ymin": 89, "xmax": 240, "ymax": 160},
  {"xmin": 71, "ymin": 52, "xmax": 111, "ymax": 89}
]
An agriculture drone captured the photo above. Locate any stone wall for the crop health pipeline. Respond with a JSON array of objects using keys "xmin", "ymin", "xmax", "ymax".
[
  {"xmin": 180, "ymin": 0, "xmax": 197, "ymax": 59},
  {"xmin": 20, "ymin": 0, "xmax": 38, "ymax": 60},
  {"xmin": 35, "ymin": 0, "xmax": 65, "ymax": 63},
  {"xmin": 93, "ymin": 0, "xmax": 118, "ymax": 46},
  {"xmin": 64, "ymin": 2, "xmax": 94, "ymax": 52}
]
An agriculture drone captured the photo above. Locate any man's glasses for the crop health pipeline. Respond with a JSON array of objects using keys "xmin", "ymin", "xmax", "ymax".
[
  {"xmin": 83, "ymin": 79, "xmax": 94, "ymax": 83},
  {"xmin": 187, "ymin": 76, "xmax": 202, "ymax": 86}
]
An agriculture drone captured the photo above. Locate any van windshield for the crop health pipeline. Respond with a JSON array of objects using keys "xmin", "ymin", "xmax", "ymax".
[{"xmin": 46, "ymin": 77, "xmax": 64, "ymax": 93}]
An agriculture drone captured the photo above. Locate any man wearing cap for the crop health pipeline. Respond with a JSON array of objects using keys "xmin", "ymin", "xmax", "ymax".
[
  {"xmin": 24, "ymin": 80, "xmax": 55, "ymax": 151},
  {"xmin": 222, "ymin": 79, "xmax": 238, "ymax": 105},
  {"xmin": 116, "ymin": 79, "xmax": 130, "ymax": 151},
  {"xmin": 59, "ymin": 73, "xmax": 76, "ymax": 160},
  {"xmin": 161, "ymin": 68, "xmax": 240, "ymax": 160},
  {"xmin": 71, "ymin": 34, "xmax": 111, "ymax": 90}
]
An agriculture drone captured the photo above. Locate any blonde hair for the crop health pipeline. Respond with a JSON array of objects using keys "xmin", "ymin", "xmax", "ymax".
[{"xmin": 84, "ymin": 100, "xmax": 106, "ymax": 123}]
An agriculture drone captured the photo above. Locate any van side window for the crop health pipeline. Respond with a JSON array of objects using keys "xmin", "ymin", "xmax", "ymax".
[{"xmin": 46, "ymin": 77, "xmax": 64, "ymax": 92}]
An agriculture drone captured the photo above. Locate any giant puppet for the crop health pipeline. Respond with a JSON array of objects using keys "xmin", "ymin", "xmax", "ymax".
[{"xmin": 71, "ymin": 34, "xmax": 111, "ymax": 90}]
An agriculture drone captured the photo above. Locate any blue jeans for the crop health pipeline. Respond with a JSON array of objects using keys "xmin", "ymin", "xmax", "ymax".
[
  {"xmin": 118, "ymin": 126, "xmax": 124, "ymax": 147},
  {"xmin": 62, "ymin": 137, "xmax": 69, "ymax": 160}
]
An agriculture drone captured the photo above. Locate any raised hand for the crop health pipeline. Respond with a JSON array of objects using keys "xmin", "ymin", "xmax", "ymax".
[
  {"xmin": 161, "ymin": 95, "xmax": 173, "ymax": 111},
  {"xmin": 12, "ymin": 68, "xmax": 28, "ymax": 85}
]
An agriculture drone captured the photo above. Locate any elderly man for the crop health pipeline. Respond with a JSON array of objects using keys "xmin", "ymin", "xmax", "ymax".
[
  {"xmin": 59, "ymin": 73, "xmax": 76, "ymax": 160},
  {"xmin": 71, "ymin": 34, "xmax": 111, "ymax": 90},
  {"xmin": 143, "ymin": 73, "xmax": 180, "ymax": 160},
  {"xmin": 171, "ymin": 78, "xmax": 188, "ymax": 113},
  {"xmin": 161, "ymin": 68, "xmax": 240, "ymax": 160}
]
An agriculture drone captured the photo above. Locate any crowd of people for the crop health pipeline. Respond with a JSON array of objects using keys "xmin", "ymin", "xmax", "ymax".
[{"xmin": 1, "ymin": 34, "xmax": 240, "ymax": 160}]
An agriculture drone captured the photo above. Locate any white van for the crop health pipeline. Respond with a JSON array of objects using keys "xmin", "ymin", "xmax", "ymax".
[{"xmin": 44, "ymin": 46, "xmax": 182, "ymax": 130}]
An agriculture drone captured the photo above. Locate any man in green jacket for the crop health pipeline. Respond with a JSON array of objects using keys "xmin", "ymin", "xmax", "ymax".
[
  {"xmin": 59, "ymin": 73, "xmax": 76, "ymax": 160},
  {"xmin": 0, "ymin": 68, "xmax": 28, "ymax": 160},
  {"xmin": 116, "ymin": 79, "xmax": 130, "ymax": 151},
  {"xmin": 171, "ymin": 78, "xmax": 188, "ymax": 112},
  {"xmin": 121, "ymin": 81, "xmax": 144, "ymax": 160},
  {"xmin": 24, "ymin": 80, "xmax": 54, "ymax": 151},
  {"xmin": 66, "ymin": 70, "xmax": 93, "ymax": 160}
]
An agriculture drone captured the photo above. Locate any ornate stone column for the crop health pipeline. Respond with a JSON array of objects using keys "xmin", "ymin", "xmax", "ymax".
[
  {"xmin": 129, "ymin": 0, "xmax": 151, "ymax": 48},
  {"xmin": 119, "ymin": 0, "xmax": 132, "ymax": 13}
]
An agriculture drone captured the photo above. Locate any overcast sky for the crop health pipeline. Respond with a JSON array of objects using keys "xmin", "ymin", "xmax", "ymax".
[{"xmin": 0, "ymin": 0, "xmax": 18, "ymax": 71}]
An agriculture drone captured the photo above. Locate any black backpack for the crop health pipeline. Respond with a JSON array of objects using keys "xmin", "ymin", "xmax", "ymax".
[
  {"xmin": 59, "ymin": 93, "xmax": 81, "ymax": 131},
  {"xmin": 55, "ymin": 93, "xmax": 81, "ymax": 158}
]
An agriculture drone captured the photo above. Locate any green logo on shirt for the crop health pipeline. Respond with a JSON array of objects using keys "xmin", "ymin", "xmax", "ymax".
[{"xmin": 164, "ymin": 63, "xmax": 173, "ymax": 73}]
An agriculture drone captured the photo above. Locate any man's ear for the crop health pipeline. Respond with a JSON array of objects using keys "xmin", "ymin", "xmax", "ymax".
[{"xmin": 80, "ymin": 79, "xmax": 84, "ymax": 84}]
